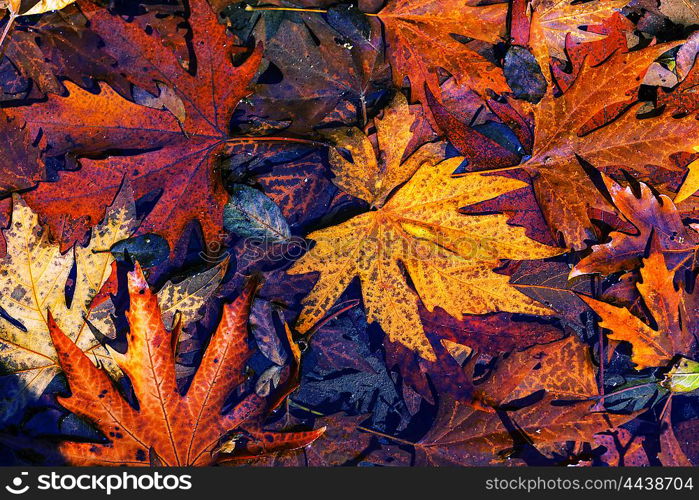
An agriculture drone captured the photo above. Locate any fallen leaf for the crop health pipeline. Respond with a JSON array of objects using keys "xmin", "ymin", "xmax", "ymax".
[
  {"xmin": 572, "ymin": 176, "xmax": 699, "ymax": 277},
  {"xmin": 0, "ymin": 109, "xmax": 43, "ymax": 195},
  {"xmin": 289, "ymin": 94, "xmax": 561, "ymax": 360},
  {"xmin": 416, "ymin": 336, "xmax": 634, "ymax": 465},
  {"xmin": 0, "ymin": 185, "xmax": 136, "ymax": 419},
  {"xmin": 49, "ymin": 263, "xmax": 323, "ymax": 465},
  {"xmin": 17, "ymin": 0, "xmax": 76, "ymax": 16},
  {"xmin": 7, "ymin": 0, "xmax": 262, "ymax": 251},
  {"xmin": 376, "ymin": 0, "xmax": 509, "ymax": 106},
  {"xmin": 581, "ymin": 248, "xmax": 695, "ymax": 369},
  {"xmin": 529, "ymin": 0, "xmax": 629, "ymax": 80},
  {"xmin": 224, "ymin": 184, "xmax": 291, "ymax": 242}
]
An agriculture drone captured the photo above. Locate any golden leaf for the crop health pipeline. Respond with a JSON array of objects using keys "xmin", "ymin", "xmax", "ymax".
[
  {"xmin": 289, "ymin": 95, "xmax": 562, "ymax": 360},
  {"xmin": 675, "ymin": 148, "xmax": 699, "ymax": 204},
  {"xmin": 20, "ymin": 0, "xmax": 75, "ymax": 16},
  {"xmin": 0, "ymin": 184, "xmax": 136, "ymax": 417}
]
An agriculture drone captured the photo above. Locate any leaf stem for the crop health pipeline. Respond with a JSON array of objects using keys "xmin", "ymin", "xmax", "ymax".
[
  {"xmin": 224, "ymin": 136, "xmax": 328, "ymax": 148},
  {"xmin": 288, "ymin": 400, "xmax": 417, "ymax": 447},
  {"xmin": 452, "ymin": 164, "xmax": 526, "ymax": 177},
  {"xmin": 0, "ymin": 12, "xmax": 16, "ymax": 58},
  {"xmin": 245, "ymin": 5, "xmax": 379, "ymax": 16}
]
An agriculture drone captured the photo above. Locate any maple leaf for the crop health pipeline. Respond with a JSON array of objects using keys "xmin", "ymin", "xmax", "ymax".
[
  {"xmin": 0, "ymin": 110, "xmax": 43, "ymax": 194},
  {"xmin": 375, "ymin": 0, "xmax": 509, "ymax": 105},
  {"xmin": 233, "ymin": 6, "xmax": 390, "ymax": 133},
  {"xmin": 0, "ymin": 4, "xmax": 135, "ymax": 100},
  {"xmin": 13, "ymin": 0, "xmax": 76, "ymax": 16},
  {"xmin": 525, "ymin": 43, "xmax": 699, "ymax": 249},
  {"xmin": 572, "ymin": 176, "xmax": 699, "ymax": 277},
  {"xmin": 49, "ymin": 263, "xmax": 324, "ymax": 465},
  {"xmin": 6, "ymin": 0, "xmax": 263, "ymax": 251},
  {"xmin": 288, "ymin": 94, "xmax": 562, "ymax": 360},
  {"xmin": 0, "ymin": 185, "xmax": 135, "ymax": 419},
  {"xmin": 528, "ymin": 0, "xmax": 628, "ymax": 79},
  {"xmin": 438, "ymin": 43, "xmax": 699, "ymax": 249},
  {"xmin": 231, "ymin": 412, "xmax": 373, "ymax": 467},
  {"xmin": 580, "ymin": 248, "xmax": 696, "ymax": 370},
  {"xmin": 415, "ymin": 336, "xmax": 634, "ymax": 465}
]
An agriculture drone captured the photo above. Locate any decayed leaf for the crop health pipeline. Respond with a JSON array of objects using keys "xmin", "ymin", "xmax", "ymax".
[
  {"xmin": 662, "ymin": 357, "xmax": 699, "ymax": 393},
  {"xmin": 90, "ymin": 258, "xmax": 229, "ymax": 340},
  {"xmin": 289, "ymin": 94, "xmax": 562, "ymax": 360},
  {"xmin": 581, "ymin": 249, "xmax": 695, "ymax": 370},
  {"xmin": 434, "ymin": 42, "xmax": 699, "ymax": 249},
  {"xmin": 572, "ymin": 176, "xmax": 699, "ymax": 277},
  {"xmin": 376, "ymin": 0, "xmax": 509, "ymax": 105},
  {"xmin": 7, "ymin": 0, "xmax": 262, "ymax": 251},
  {"xmin": 416, "ymin": 336, "xmax": 634, "ymax": 465},
  {"xmin": 0, "ymin": 185, "xmax": 136, "ymax": 418},
  {"xmin": 529, "ymin": 0, "xmax": 628, "ymax": 78},
  {"xmin": 224, "ymin": 184, "xmax": 291, "ymax": 242},
  {"xmin": 49, "ymin": 263, "xmax": 323, "ymax": 465}
]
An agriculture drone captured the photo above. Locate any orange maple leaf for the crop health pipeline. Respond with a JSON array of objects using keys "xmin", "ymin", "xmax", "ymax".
[
  {"xmin": 377, "ymin": 0, "xmax": 509, "ymax": 105},
  {"xmin": 48, "ymin": 264, "xmax": 323, "ymax": 466},
  {"xmin": 581, "ymin": 248, "xmax": 696, "ymax": 370}
]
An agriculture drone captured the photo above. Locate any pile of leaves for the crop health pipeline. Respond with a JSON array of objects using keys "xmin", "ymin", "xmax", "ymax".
[{"xmin": 0, "ymin": 0, "xmax": 698, "ymax": 467}]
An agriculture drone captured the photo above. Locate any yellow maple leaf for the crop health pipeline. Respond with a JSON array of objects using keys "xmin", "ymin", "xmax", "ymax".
[
  {"xmin": 0, "ymin": 184, "xmax": 135, "ymax": 418},
  {"xmin": 289, "ymin": 94, "xmax": 562, "ymax": 360},
  {"xmin": 1, "ymin": 0, "xmax": 75, "ymax": 16}
]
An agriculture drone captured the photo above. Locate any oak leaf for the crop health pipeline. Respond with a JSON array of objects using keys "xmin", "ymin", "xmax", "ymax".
[
  {"xmin": 675, "ymin": 151, "xmax": 699, "ymax": 204},
  {"xmin": 581, "ymin": 249, "xmax": 696, "ymax": 370},
  {"xmin": 289, "ymin": 94, "xmax": 562, "ymax": 360},
  {"xmin": 49, "ymin": 263, "xmax": 323, "ymax": 465},
  {"xmin": 0, "ymin": 185, "xmax": 136, "ymax": 419},
  {"xmin": 535, "ymin": 43, "xmax": 699, "ymax": 247},
  {"xmin": 7, "ymin": 0, "xmax": 262, "ymax": 251}
]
